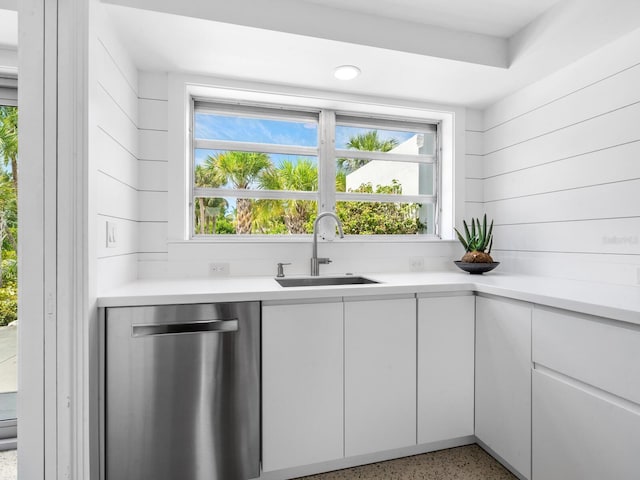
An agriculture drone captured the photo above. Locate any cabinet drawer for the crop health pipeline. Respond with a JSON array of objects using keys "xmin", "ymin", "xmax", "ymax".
[
  {"xmin": 533, "ymin": 306, "xmax": 640, "ymax": 404},
  {"xmin": 533, "ymin": 369, "xmax": 640, "ymax": 479}
]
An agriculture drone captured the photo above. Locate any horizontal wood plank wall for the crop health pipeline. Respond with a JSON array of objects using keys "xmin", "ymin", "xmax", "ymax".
[
  {"xmin": 135, "ymin": 73, "xmax": 462, "ymax": 279},
  {"xmin": 94, "ymin": 16, "xmax": 139, "ymax": 293},
  {"xmin": 137, "ymin": 72, "xmax": 169, "ymax": 269},
  {"xmin": 481, "ymin": 28, "xmax": 640, "ymax": 286},
  {"xmin": 465, "ymin": 109, "xmax": 484, "ymax": 221}
]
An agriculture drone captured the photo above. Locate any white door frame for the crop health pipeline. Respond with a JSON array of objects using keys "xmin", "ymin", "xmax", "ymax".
[{"xmin": 18, "ymin": 0, "xmax": 91, "ymax": 478}]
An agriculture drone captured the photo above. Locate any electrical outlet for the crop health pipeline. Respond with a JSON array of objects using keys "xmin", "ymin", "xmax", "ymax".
[
  {"xmin": 409, "ymin": 256, "xmax": 425, "ymax": 272},
  {"xmin": 106, "ymin": 221, "xmax": 117, "ymax": 248},
  {"xmin": 209, "ymin": 262, "xmax": 230, "ymax": 277}
]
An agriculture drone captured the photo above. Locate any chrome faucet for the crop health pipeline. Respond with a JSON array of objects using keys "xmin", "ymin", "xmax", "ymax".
[{"xmin": 311, "ymin": 212, "xmax": 344, "ymax": 276}]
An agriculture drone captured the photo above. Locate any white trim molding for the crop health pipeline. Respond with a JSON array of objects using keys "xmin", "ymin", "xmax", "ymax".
[
  {"xmin": 168, "ymin": 73, "xmax": 464, "ymax": 243},
  {"xmin": 19, "ymin": 0, "xmax": 93, "ymax": 479}
]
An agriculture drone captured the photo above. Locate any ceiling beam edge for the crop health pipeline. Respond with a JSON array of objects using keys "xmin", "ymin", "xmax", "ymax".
[{"xmin": 100, "ymin": 0, "xmax": 509, "ymax": 68}]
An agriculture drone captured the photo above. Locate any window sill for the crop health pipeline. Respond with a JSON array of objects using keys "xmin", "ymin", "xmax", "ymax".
[{"xmin": 173, "ymin": 236, "xmax": 455, "ymax": 245}]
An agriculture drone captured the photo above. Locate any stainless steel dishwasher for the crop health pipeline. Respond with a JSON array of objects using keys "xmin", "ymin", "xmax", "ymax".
[{"xmin": 105, "ymin": 302, "xmax": 260, "ymax": 480}]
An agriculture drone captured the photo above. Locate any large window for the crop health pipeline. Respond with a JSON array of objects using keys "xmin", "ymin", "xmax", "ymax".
[{"xmin": 192, "ymin": 101, "xmax": 438, "ymax": 237}]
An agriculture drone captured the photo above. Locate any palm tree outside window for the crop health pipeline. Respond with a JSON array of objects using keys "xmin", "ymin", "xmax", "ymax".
[{"xmin": 192, "ymin": 101, "xmax": 438, "ymax": 237}]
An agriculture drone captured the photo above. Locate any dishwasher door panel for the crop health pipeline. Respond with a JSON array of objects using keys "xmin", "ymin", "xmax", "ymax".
[{"xmin": 105, "ymin": 302, "xmax": 260, "ymax": 480}]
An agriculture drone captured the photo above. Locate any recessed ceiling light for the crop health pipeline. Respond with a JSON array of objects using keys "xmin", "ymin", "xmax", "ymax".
[{"xmin": 334, "ymin": 65, "xmax": 361, "ymax": 80}]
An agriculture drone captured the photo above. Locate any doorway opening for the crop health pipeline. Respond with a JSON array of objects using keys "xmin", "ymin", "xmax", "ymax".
[{"xmin": 0, "ymin": 103, "xmax": 18, "ymax": 451}]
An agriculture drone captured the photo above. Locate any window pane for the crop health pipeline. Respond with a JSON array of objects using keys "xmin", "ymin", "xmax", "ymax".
[
  {"xmin": 336, "ymin": 200, "xmax": 426, "ymax": 235},
  {"xmin": 336, "ymin": 125, "xmax": 435, "ymax": 168},
  {"xmin": 421, "ymin": 203, "xmax": 436, "ymax": 235},
  {"xmin": 194, "ymin": 197, "xmax": 317, "ymax": 235},
  {"xmin": 191, "ymin": 104, "xmax": 439, "ymax": 238},
  {"xmin": 195, "ymin": 112, "xmax": 318, "ymax": 147},
  {"xmin": 195, "ymin": 149, "xmax": 318, "ymax": 192},
  {"xmin": 0, "ymin": 105, "xmax": 17, "ymax": 415},
  {"xmin": 338, "ymin": 160, "xmax": 434, "ymax": 196}
]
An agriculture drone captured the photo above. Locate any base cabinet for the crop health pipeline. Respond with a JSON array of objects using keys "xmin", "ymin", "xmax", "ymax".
[
  {"xmin": 262, "ymin": 301, "xmax": 344, "ymax": 472},
  {"xmin": 533, "ymin": 370, "xmax": 640, "ymax": 480},
  {"xmin": 475, "ymin": 296, "xmax": 532, "ymax": 479},
  {"xmin": 532, "ymin": 306, "xmax": 640, "ymax": 479},
  {"xmin": 262, "ymin": 292, "xmax": 640, "ymax": 479},
  {"xmin": 344, "ymin": 297, "xmax": 417, "ymax": 457},
  {"xmin": 417, "ymin": 295, "xmax": 474, "ymax": 443}
]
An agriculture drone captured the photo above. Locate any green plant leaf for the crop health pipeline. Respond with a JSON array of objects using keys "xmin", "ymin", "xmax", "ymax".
[
  {"xmin": 486, "ymin": 220, "xmax": 494, "ymax": 252},
  {"xmin": 463, "ymin": 220, "xmax": 471, "ymax": 242},
  {"xmin": 477, "ymin": 217, "xmax": 485, "ymax": 249},
  {"xmin": 457, "ymin": 215, "xmax": 495, "ymax": 254},
  {"xmin": 471, "ymin": 218, "xmax": 476, "ymax": 242},
  {"xmin": 482, "ymin": 215, "xmax": 487, "ymax": 247},
  {"xmin": 454, "ymin": 228, "xmax": 470, "ymax": 251}
]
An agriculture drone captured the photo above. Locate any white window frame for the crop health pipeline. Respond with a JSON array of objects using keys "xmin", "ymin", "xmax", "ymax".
[
  {"xmin": 191, "ymin": 100, "xmax": 321, "ymax": 237},
  {"xmin": 167, "ymin": 75, "xmax": 463, "ymax": 244},
  {"xmin": 190, "ymin": 99, "xmax": 440, "ymax": 239},
  {"xmin": 332, "ymin": 113, "xmax": 439, "ymax": 237}
]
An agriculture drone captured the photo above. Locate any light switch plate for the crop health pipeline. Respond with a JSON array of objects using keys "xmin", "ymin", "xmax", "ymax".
[{"xmin": 106, "ymin": 221, "xmax": 117, "ymax": 248}]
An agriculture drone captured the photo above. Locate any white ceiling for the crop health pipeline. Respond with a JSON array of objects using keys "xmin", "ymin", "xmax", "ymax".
[
  {"xmin": 0, "ymin": 0, "xmax": 638, "ymax": 109},
  {"xmin": 107, "ymin": 7, "xmax": 513, "ymax": 108},
  {"xmin": 104, "ymin": 0, "xmax": 640, "ymax": 109},
  {"xmin": 300, "ymin": 0, "xmax": 563, "ymax": 37}
]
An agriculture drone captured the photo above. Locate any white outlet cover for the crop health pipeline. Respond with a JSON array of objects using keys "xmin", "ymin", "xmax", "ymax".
[
  {"xmin": 409, "ymin": 256, "xmax": 425, "ymax": 272},
  {"xmin": 209, "ymin": 262, "xmax": 230, "ymax": 277}
]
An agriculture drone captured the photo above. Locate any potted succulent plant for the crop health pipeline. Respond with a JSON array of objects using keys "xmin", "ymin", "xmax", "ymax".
[{"xmin": 453, "ymin": 214, "xmax": 499, "ymax": 274}]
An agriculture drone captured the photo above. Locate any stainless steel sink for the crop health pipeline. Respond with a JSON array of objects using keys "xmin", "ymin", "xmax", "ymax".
[{"xmin": 275, "ymin": 276, "xmax": 379, "ymax": 287}]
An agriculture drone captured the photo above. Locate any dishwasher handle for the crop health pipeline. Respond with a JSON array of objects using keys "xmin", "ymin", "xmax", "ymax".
[{"xmin": 132, "ymin": 319, "xmax": 239, "ymax": 337}]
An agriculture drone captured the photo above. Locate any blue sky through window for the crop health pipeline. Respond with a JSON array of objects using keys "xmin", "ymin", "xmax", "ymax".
[
  {"xmin": 194, "ymin": 113, "xmax": 425, "ymax": 217},
  {"xmin": 195, "ymin": 113, "xmax": 418, "ymax": 158},
  {"xmin": 195, "ymin": 113, "xmax": 318, "ymax": 147}
]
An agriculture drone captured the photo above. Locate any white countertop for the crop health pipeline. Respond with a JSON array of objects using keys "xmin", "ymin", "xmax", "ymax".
[{"xmin": 98, "ymin": 271, "xmax": 640, "ymax": 325}]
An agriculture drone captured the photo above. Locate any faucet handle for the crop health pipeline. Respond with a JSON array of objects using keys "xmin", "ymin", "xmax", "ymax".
[{"xmin": 276, "ymin": 262, "xmax": 292, "ymax": 278}]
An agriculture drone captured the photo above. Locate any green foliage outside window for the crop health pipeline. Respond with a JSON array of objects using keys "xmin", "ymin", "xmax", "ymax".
[
  {"xmin": 0, "ymin": 253, "xmax": 16, "ymax": 325},
  {"xmin": 337, "ymin": 181, "xmax": 424, "ymax": 235},
  {"xmin": 194, "ymin": 162, "xmax": 425, "ymax": 236},
  {"xmin": 193, "ymin": 131, "xmax": 428, "ymax": 236},
  {"xmin": 0, "ymin": 105, "xmax": 17, "ymax": 326}
]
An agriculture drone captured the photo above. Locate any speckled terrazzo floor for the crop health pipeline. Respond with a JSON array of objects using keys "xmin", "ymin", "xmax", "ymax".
[
  {"xmin": 296, "ymin": 445, "xmax": 516, "ymax": 480},
  {"xmin": 0, "ymin": 450, "xmax": 16, "ymax": 480}
]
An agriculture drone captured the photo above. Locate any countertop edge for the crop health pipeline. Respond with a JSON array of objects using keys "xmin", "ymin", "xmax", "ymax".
[{"xmin": 97, "ymin": 273, "xmax": 640, "ymax": 326}]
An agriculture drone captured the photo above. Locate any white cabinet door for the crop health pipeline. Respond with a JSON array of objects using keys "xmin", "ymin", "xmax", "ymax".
[
  {"xmin": 344, "ymin": 297, "xmax": 416, "ymax": 457},
  {"xmin": 475, "ymin": 296, "xmax": 532, "ymax": 479},
  {"xmin": 417, "ymin": 295, "xmax": 474, "ymax": 444},
  {"xmin": 533, "ymin": 369, "xmax": 640, "ymax": 480},
  {"xmin": 262, "ymin": 301, "xmax": 344, "ymax": 472}
]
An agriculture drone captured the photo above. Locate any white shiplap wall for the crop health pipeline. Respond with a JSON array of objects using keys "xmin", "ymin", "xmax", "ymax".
[
  {"xmin": 465, "ymin": 109, "xmax": 484, "ymax": 221},
  {"xmin": 481, "ymin": 27, "xmax": 640, "ymax": 286},
  {"xmin": 93, "ymin": 14, "xmax": 139, "ymax": 293},
  {"xmin": 135, "ymin": 71, "xmax": 466, "ymax": 278},
  {"xmin": 138, "ymin": 72, "xmax": 169, "ymax": 264}
]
